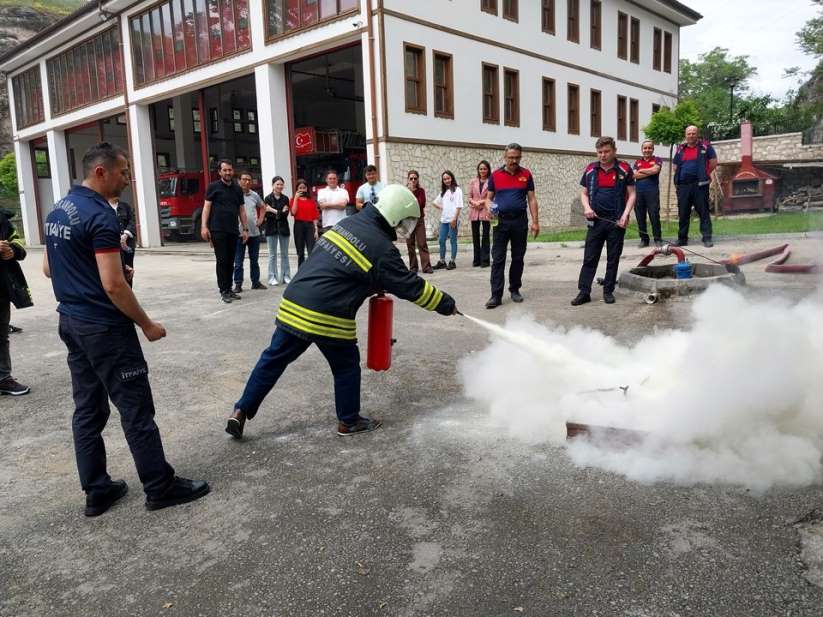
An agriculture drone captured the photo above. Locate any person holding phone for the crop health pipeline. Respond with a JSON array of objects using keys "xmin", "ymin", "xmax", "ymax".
[{"xmin": 290, "ymin": 179, "xmax": 320, "ymax": 268}]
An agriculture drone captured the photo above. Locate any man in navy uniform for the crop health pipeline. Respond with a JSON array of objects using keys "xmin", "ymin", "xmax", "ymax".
[
  {"xmin": 43, "ymin": 142, "xmax": 209, "ymax": 516},
  {"xmin": 571, "ymin": 136, "xmax": 636, "ymax": 306},
  {"xmin": 672, "ymin": 125, "xmax": 717, "ymax": 247}
]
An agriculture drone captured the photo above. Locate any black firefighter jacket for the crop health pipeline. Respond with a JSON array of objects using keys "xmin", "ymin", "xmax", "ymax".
[{"xmin": 276, "ymin": 204, "xmax": 455, "ymax": 344}]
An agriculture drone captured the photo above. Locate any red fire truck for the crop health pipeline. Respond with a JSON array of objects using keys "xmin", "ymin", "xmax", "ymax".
[{"xmin": 158, "ymin": 171, "xmax": 207, "ymax": 240}]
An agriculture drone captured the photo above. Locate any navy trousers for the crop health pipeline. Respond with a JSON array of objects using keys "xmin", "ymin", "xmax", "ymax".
[
  {"xmin": 234, "ymin": 235, "xmax": 261, "ymax": 286},
  {"xmin": 490, "ymin": 214, "xmax": 528, "ymax": 298},
  {"xmin": 577, "ymin": 218, "xmax": 626, "ymax": 294},
  {"xmin": 676, "ymin": 182, "xmax": 713, "ymax": 243},
  {"xmin": 236, "ymin": 327, "xmax": 361, "ymax": 425},
  {"xmin": 58, "ymin": 314, "xmax": 174, "ymax": 497}
]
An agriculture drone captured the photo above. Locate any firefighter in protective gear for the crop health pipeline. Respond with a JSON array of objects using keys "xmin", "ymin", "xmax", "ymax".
[{"xmin": 226, "ymin": 184, "xmax": 458, "ymax": 438}]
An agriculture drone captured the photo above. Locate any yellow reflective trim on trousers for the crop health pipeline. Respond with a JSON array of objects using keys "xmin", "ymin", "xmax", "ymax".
[
  {"xmin": 322, "ymin": 230, "xmax": 372, "ymax": 272},
  {"xmin": 424, "ymin": 288, "xmax": 443, "ymax": 311},
  {"xmin": 414, "ymin": 281, "xmax": 435, "ymax": 307},
  {"xmin": 277, "ymin": 310, "xmax": 357, "ymax": 340},
  {"xmin": 279, "ymin": 298, "xmax": 355, "ymax": 330}
]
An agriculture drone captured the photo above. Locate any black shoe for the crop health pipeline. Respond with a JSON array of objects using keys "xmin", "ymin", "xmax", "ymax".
[
  {"xmin": 472, "ymin": 261, "xmax": 481, "ymax": 267},
  {"xmin": 654, "ymin": 240, "xmax": 664, "ymax": 248},
  {"xmin": 571, "ymin": 293, "xmax": 591, "ymax": 306},
  {"xmin": 145, "ymin": 476, "xmax": 210, "ymax": 511},
  {"xmin": 511, "ymin": 291, "xmax": 524, "ymax": 303},
  {"xmin": 422, "ymin": 267, "xmax": 434, "ymax": 274},
  {"xmin": 252, "ymin": 282, "xmax": 267, "ymax": 290},
  {"xmin": 481, "ymin": 261, "xmax": 490, "ymax": 268},
  {"xmin": 225, "ymin": 409, "xmax": 246, "ymax": 439},
  {"xmin": 702, "ymin": 240, "xmax": 714, "ymax": 248},
  {"xmin": 433, "ymin": 260, "xmax": 447, "ymax": 270},
  {"xmin": 233, "ymin": 284, "xmax": 242, "ymax": 293},
  {"xmin": 337, "ymin": 416, "xmax": 382, "ymax": 436},
  {"xmin": 638, "ymin": 240, "xmax": 650, "ymax": 248},
  {"xmin": 485, "ymin": 296, "xmax": 502, "ymax": 309},
  {"xmin": 8, "ymin": 324, "xmax": 22, "ymax": 334},
  {"xmin": 0, "ymin": 377, "xmax": 30, "ymax": 396},
  {"xmin": 85, "ymin": 480, "xmax": 128, "ymax": 517},
  {"xmin": 603, "ymin": 292, "xmax": 616, "ymax": 304},
  {"xmin": 674, "ymin": 239, "xmax": 688, "ymax": 247},
  {"xmin": 446, "ymin": 261, "xmax": 456, "ymax": 270},
  {"xmin": 229, "ymin": 291, "xmax": 242, "ymax": 300},
  {"xmin": 221, "ymin": 293, "xmax": 232, "ymax": 304}
]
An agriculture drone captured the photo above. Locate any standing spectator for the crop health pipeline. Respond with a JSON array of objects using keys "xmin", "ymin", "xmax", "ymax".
[
  {"xmin": 264, "ymin": 176, "xmax": 291, "ymax": 286},
  {"xmin": 201, "ymin": 160, "xmax": 249, "ymax": 304},
  {"xmin": 484, "ymin": 144, "xmax": 540, "ymax": 308},
  {"xmin": 355, "ymin": 164, "xmax": 384, "ymax": 211},
  {"xmin": 291, "ymin": 179, "xmax": 320, "ymax": 268},
  {"xmin": 110, "ymin": 195, "xmax": 136, "ymax": 269},
  {"xmin": 0, "ymin": 207, "xmax": 31, "ymax": 396},
  {"xmin": 571, "ymin": 136, "xmax": 636, "ymax": 306},
  {"xmin": 468, "ymin": 160, "xmax": 492, "ymax": 267},
  {"xmin": 431, "ymin": 171, "xmax": 463, "ymax": 270},
  {"xmin": 233, "ymin": 171, "xmax": 266, "ymax": 293},
  {"xmin": 673, "ymin": 125, "xmax": 717, "ymax": 247},
  {"xmin": 317, "ymin": 170, "xmax": 349, "ymax": 233},
  {"xmin": 405, "ymin": 170, "xmax": 432, "ymax": 274},
  {"xmin": 633, "ymin": 140, "xmax": 663, "ymax": 247},
  {"xmin": 43, "ymin": 142, "xmax": 209, "ymax": 516}
]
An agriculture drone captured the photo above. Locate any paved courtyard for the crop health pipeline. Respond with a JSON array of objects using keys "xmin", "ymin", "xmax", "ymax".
[{"xmin": 1, "ymin": 235, "xmax": 822, "ymax": 616}]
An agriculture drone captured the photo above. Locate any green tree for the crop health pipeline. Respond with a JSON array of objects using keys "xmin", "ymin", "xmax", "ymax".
[
  {"xmin": 797, "ymin": 0, "xmax": 823, "ymax": 57},
  {"xmin": 679, "ymin": 47, "xmax": 756, "ymax": 127},
  {"xmin": 643, "ymin": 101, "xmax": 701, "ymax": 215},
  {"xmin": 0, "ymin": 153, "xmax": 18, "ymax": 196}
]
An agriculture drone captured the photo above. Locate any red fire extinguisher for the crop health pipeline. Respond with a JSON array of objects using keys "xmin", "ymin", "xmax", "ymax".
[{"xmin": 367, "ymin": 293, "xmax": 394, "ymax": 371}]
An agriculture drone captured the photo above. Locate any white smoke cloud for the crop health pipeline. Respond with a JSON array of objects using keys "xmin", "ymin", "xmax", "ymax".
[{"xmin": 460, "ymin": 285, "xmax": 823, "ymax": 492}]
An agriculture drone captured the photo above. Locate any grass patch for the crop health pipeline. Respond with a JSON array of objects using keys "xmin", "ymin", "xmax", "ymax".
[{"xmin": 531, "ymin": 211, "xmax": 823, "ymax": 243}]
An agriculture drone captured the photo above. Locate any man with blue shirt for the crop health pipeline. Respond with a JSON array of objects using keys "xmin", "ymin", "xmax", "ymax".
[
  {"xmin": 355, "ymin": 165, "xmax": 384, "ymax": 211},
  {"xmin": 633, "ymin": 139, "xmax": 663, "ymax": 248},
  {"xmin": 571, "ymin": 136, "xmax": 636, "ymax": 306},
  {"xmin": 484, "ymin": 143, "xmax": 540, "ymax": 309},
  {"xmin": 43, "ymin": 143, "xmax": 209, "ymax": 517},
  {"xmin": 672, "ymin": 125, "xmax": 717, "ymax": 247}
]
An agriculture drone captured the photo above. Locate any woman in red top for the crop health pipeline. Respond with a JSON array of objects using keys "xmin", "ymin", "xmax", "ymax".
[
  {"xmin": 289, "ymin": 178, "xmax": 320, "ymax": 267},
  {"xmin": 405, "ymin": 170, "xmax": 432, "ymax": 273},
  {"xmin": 467, "ymin": 160, "xmax": 492, "ymax": 267}
]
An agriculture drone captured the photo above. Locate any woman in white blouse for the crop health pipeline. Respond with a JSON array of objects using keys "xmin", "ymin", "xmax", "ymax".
[{"xmin": 431, "ymin": 170, "xmax": 463, "ymax": 270}]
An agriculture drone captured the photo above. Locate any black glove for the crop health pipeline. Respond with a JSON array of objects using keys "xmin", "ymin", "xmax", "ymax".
[{"xmin": 435, "ymin": 291, "xmax": 456, "ymax": 316}]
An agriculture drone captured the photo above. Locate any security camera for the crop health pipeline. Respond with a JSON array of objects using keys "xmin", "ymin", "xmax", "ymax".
[{"xmin": 352, "ymin": 19, "xmax": 364, "ymax": 28}]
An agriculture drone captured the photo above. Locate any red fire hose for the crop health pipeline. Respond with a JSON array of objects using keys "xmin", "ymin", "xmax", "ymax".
[
  {"xmin": 764, "ymin": 246, "xmax": 819, "ymax": 274},
  {"xmin": 637, "ymin": 245, "xmax": 686, "ymax": 267},
  {"xmin": 720, "ymin": 244, "xmax": 788, "ymax": 266}
]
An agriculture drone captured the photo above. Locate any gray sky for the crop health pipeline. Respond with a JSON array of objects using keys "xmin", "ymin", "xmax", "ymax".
[{"xmin": 679, "ymin": 0, "xmax": 819, "ymax": 100}]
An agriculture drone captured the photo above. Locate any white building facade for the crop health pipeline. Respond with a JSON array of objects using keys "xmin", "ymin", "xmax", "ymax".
[{"xmin": 1, "ymin": 0, "xmax": 700, "ymax": 247}]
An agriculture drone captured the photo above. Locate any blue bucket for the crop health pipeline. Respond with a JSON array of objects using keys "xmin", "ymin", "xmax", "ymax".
[{"xmin": 675, "ymin": 261, "xmax": 693, "ymax": 279}]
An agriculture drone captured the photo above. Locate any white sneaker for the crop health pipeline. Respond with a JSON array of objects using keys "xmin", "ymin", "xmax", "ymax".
[
  {"xmin": 284, "ymin": 276, "xmax": 292, "ymax": 284},
  {"xmin": 268, "ymin": 277, "xmax": 278, "ymax": 286}
]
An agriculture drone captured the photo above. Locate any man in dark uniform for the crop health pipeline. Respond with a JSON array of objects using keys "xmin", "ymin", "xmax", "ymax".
[
  {"xmin": 484, "ymin": 143, "xmax": 540, "ymax": 309},
  {"xmin": 672, "ymin": 125, "xmax": 717, "ymax": 248},
  {"xmin": 43, "ymin": 142, "xmax": 209, "ymax": 516},
  {"xmin": 110, "ymin": 195, "xmax": 136, "ymax": 269},
  {"xmin": 226, "ymin": 185, "xmax": 458, "ymax": 439},
  {"xmin": 571, "ymin": 136, "xmax": 636, "ymax": 306},
  {"xmin": 200, "ymin": 160, "xmax": 249, "ymax": 303}
]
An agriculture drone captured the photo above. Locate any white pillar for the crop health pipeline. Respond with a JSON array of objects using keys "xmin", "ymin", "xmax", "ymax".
[
  {"xmin": 255, "ymin": 63, "xmax": 292, "ymax": 192},
  {"xmin": 13, "ymin": 140, "xmax": 41, "ymax": 246},
  {"xmin": 172, "ymin": 93, "xmax": 196, "ymax": 170},
  {"xmin": 46, "ymin": 129, "xmax": 71, "ymax": 201},
  {"xmin": 128, "ymin": 103, "xmax": 162, "ymax": 247}
]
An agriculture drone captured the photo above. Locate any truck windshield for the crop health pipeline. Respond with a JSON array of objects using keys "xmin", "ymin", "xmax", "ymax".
[{"xmin": 159, "ymin": 178, "xmax": 177, "ymax": 197}]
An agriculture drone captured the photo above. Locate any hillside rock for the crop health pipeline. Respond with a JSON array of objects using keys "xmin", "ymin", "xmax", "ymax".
[{"xmin": 0, "ymin": 6, "xmax": 66, "ymax": 155}]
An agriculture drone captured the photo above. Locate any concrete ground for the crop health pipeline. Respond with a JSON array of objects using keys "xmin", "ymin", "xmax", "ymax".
[{"xmin": 1, "ymin": 235, "xmax": 822, "ymax": 617}]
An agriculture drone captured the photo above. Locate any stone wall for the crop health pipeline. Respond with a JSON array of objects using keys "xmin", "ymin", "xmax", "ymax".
[
  {"xmin": 384, "ymin": 141, "xmax": 597, "ymax": 231},
  {"xmin": 712, "ymin": 132, "xmax": 823, "ymax": 163}
]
